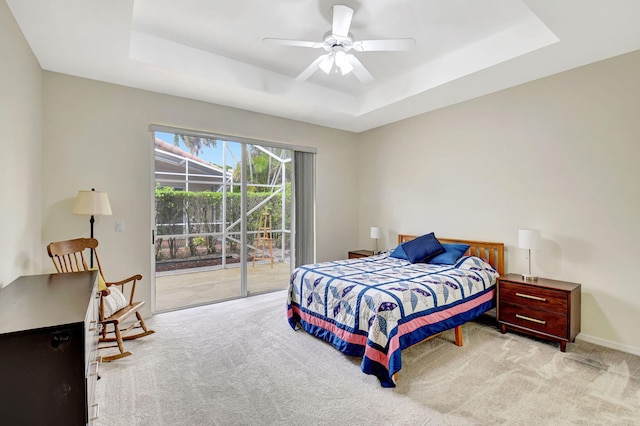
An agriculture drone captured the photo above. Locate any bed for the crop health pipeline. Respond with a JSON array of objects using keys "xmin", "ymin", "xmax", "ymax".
[{"xmin": 286, "ymin": 234, "xmax": 504, "ymax": 387}]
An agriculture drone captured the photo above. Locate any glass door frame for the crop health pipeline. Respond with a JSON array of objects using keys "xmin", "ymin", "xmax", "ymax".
[{"xmin": 150, "ymin": 125, "xmax": 305, "ymax": 312}]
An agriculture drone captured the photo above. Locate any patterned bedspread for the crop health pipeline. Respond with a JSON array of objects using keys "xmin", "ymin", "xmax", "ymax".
[{"xmin": 287, "ymin": 252, "xmax": 499, "ymax": 387}]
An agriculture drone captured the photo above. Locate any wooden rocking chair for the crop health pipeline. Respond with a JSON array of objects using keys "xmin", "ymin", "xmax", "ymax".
[{"xmin": 47, "ymin": 237, "xmax": 154, "ymax": 362}]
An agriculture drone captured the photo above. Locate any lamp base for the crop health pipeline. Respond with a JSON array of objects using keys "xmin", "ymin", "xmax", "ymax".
[{"xmin": 522, "ymin": 273, "xmax": 538, "ymax": 282}]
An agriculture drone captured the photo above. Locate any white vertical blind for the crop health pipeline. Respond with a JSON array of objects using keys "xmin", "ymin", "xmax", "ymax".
[{"xmin": 293, "ymin": 151, "xmax": 316, "ymax": 267}]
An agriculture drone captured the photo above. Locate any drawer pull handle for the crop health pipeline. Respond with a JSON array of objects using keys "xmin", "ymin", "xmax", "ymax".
[
  {"xmin": 89, "ymin": 359, "xmax": 100, "ymax": 377},
  {"xmin": 516, "ymin": 314, "xmax": 546, "ymax": 325},
  {"xmin": 516, "ymin": 292, "xmax": 547, "ymax": 302},
  {"xmin": 90, "ymin": 403, "xmax": 100, "ymax": 421},
  {"xmin": 89, "ymin": 320, "xmax": 98, "ymax": 332}
]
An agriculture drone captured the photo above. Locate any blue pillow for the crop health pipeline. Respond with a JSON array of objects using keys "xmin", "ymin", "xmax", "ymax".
[
  {"xmin": 390, "ymin": 243, "xmax": 409, "ymax": 260},
  {"xmin": 427, "ymin": 243, "xmax": 470, "ymax": 265},
  {"xmin": 401, "ymin": 232, "xmax": 445, "ymax": 264}
]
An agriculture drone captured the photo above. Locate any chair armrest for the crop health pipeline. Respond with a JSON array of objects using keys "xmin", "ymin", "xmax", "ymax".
[
  {"xmin": 106, "ymin": 274, "xmax": 143, "ymax": 287},
  {"xmin": 105, "ymin": 274, "xmax": 143, "ymax": 304}
]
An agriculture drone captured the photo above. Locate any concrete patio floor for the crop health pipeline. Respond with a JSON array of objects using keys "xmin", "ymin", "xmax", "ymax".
[{"xmin": 155, "ymin": 260, "xmax": 292, "ymax": 311}]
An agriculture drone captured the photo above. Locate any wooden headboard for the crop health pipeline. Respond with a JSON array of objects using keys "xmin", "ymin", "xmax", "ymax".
[{"xmin": 397, "ymin": 234, "xmax": 505, "ymax": 276}]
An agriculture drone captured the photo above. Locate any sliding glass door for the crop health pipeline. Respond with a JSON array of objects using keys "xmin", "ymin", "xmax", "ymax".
[
  {"xmin": 244, "ymin": 144, "xmax": 292, "ymax": 294},
  {"xmin": 153, "ymin": 129, "xmax": 294, "ymax": 311}
]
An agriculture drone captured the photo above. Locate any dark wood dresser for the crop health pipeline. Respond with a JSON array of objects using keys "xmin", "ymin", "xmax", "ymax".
[
  {"xmin": 497, "ymin": 273, "xmax": 581, "ymax": 352},
  {"xmin": 0, "ymin": 271, "xmax": 100, "ymax": 425}
]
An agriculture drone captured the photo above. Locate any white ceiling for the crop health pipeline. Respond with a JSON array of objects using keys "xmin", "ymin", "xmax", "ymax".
[{"xmin": 7, "ymin": 0, "xmax": 640, "ymax": 133}]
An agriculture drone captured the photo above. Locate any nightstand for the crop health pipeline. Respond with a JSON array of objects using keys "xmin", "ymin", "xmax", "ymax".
[
  {"xmin": 497, "ymin": 274, "xmax": 581, "ymax": 352},
  {"xmin": 348, "ymin": 250, "xmax": 374, "ymax": 259}
]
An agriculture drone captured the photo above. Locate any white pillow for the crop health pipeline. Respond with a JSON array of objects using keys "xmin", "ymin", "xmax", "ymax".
[{"xmin": 103, "ymin": 286, "xmax": 128, "ymax": 318}]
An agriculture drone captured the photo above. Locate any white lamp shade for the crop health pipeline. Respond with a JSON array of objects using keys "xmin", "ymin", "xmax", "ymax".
[
  {"xmin": 319, "ymin": 54, "xmax": 334, "ymax": 73},
  {"xmin": 370, "ymin": 227, "xmax": 381, "ymax": 239},
  {"xmin": 72, "ymin": 190, "xmax": 112, "ymax": 216},
  {"xmin": 518, "ymin": 228, "xmax": 541, "ymax": 250},
  {"xmin": 335, "ymin": 49, "xmax": 347, "ymax": 67},
  {"xmin": 339, "ymin": 59, "xmax": 354, "ymax": 75}
]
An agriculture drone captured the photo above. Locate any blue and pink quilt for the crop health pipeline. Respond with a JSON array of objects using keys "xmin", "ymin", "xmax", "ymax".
[{"xmin": 287, "ymin": 252, "xmax": 499, "ymax": 387}]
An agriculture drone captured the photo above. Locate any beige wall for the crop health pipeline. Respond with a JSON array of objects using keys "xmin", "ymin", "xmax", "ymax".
[
  {"xmin": 0, "ymin": 0, "xmax": 43, "ymax": 286},
  {"xmin": 3, "ymin": 0, "xmax": 639, "ymax": 355},
  {"xmin": 357, "ymin": 50, "xmax": 640, "ymax": 354},
  {"xmin": 41, "ymin": 72, "xmax": 360, "ymax": 316}
]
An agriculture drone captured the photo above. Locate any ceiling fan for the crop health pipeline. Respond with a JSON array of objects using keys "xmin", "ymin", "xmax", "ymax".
[{"xmin": 263, "ymin": 4, "xmax": 415, "ymax": 83}]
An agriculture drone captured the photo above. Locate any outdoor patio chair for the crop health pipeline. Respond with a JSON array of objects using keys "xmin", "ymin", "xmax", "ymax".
[{"xmin": 47, "ymin": 237, "xmax": 154, "ymax": 362}]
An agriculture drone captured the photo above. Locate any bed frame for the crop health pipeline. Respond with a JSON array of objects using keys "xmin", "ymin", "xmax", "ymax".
[
  {"xmin": 395, "ymin": 234, "xmax": 504, "ymax": 356},
  {"xmin": 397, "ymin": 234, "xmax": 505, "ymax": 275}
]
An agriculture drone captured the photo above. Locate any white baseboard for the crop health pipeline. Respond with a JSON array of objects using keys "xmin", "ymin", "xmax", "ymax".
[{"xmin": 577, "ymin": 333, "xmax": 640, "ymax": 357}]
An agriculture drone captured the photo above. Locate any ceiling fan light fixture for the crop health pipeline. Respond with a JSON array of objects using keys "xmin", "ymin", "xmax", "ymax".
[
  {"xmin": 264, "ymin": 4, "xmax": 415, "ymax": 83},
  {"xmin": 334, "ymin": 48, "xmax": 347, "ymax": 67},
  {"xmin": 319, "ymin": 53, "xmax": 334, "ymax": 74},
  {"xmin": 339, "ymin": 57, "xmax": 354, "ymax": 75}
]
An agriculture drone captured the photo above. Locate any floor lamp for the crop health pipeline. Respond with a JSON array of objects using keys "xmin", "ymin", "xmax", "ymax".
[{"xmin": 72, "ymin": 188, "xmax": 112, "ymax": 267}]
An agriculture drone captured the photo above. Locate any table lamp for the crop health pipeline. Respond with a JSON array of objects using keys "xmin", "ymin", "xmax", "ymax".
[
  {"xmin": 518, "ymin": 228, "xmax": 541, "ymax": 282},
  {"xmin": 370, "ymin": 227, "xmax": 381, "ymax": 254}
]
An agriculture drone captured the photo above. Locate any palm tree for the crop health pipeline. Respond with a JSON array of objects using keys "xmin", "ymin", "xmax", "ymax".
[
  {"xmin": 173, "ymin": 134, "xmax": 217, "ymax": 156},
  {"xmin": 232, "ymin": 147, "xmax": 290, "ymax": 191}
]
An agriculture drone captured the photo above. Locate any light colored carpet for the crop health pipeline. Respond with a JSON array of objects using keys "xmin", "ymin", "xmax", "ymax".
[{"xmin": 96, "ymin": 291, "xmax": 640, "ymax": 425}]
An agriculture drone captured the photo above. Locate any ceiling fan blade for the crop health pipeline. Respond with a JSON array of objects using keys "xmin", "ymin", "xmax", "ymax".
[
  {"xmin": 353, "ymin": 38, "xmax": 416, "ymax": 52},
  {"xmin": 347, "ymin": 55, "xmax": 374, "ymax": 83},
  {"xmin": 262, "ymin": 38, "xmax": 324, "ymax": 48},
  {"xmin": 332, "ymin": 5, "xmax": 353, "ymax": 37},
  {"xmin": 296, "ymin": 54, "xmax": 330, "ymax": 81}
]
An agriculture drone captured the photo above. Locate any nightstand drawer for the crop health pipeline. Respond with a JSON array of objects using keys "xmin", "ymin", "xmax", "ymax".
[
  {"xmin": 499, "ymin": 302, "xmax": 567, "ymax": 337},
  {"xmin": 348, "ymin": 250, "xmax": 374, "ymax": 259},
  {"xmin": 499, "ymin": 281, "xmax": 567, "ymax": 313}
]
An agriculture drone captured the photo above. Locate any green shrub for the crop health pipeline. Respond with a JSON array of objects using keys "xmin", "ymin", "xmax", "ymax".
[{"xmin": 155, "ymin": 185, "xmax": 291, "ymax": 253}]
